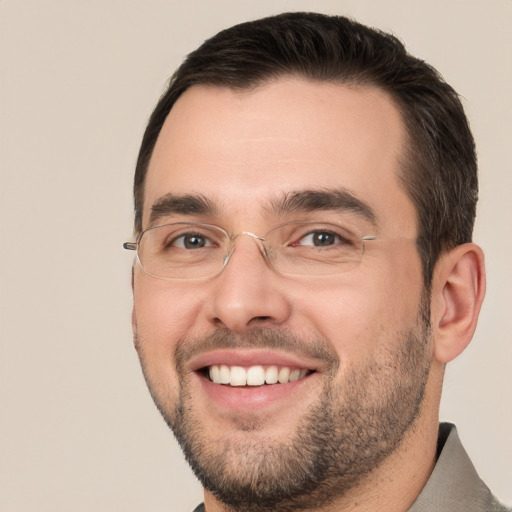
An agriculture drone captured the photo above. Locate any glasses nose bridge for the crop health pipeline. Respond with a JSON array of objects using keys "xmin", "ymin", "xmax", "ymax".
[
  {"xmin": 235, "ymin": 230, "xmax": 265, "ymax": 241},
  {"xmin": 223, "ymin": 230, "xmax": 269, "ymax": 268}
]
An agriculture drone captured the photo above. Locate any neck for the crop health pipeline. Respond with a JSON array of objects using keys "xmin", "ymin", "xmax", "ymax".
[{"xmin": 330, "ymin": 413, "xmax": 439, "ymax": 512}]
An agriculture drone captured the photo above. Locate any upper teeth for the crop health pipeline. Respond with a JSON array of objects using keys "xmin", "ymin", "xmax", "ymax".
[{"xmin": 208, "ymin": 365, "xmax": 309, "ymax": 386}]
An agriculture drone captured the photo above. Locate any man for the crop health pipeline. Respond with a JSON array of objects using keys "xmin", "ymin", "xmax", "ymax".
[{"xmin": 124, "ymin": 12, "xmax": 509, "ymax": 512}]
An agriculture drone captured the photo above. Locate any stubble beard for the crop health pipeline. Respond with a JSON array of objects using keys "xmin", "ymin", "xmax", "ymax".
[{"xmin": 136, "ymin": 301, "xmax": 432, "ymax": 512}]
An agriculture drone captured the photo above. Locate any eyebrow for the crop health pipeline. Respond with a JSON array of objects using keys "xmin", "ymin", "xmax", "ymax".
[
  {"xmin": 268, "ymin": 189, "xmax": 377, "ymax": 225},
  {"xmin": 149, "ymin": 193, "xmax": 218, "ymax": 226},
  {"xmin": 148, "ymin": 188, "xmax": 377, "ymax": 227}
]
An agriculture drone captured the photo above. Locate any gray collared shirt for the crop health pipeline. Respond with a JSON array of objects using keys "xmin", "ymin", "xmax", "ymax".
[{"xmin": 409, "ymin": 423, "xmax": 510, "ymax": 511}]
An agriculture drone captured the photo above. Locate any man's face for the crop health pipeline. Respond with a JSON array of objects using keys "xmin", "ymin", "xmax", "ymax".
[{"xmin": 132, "ymin": 78, "xmax": 432, "ymax": 510}]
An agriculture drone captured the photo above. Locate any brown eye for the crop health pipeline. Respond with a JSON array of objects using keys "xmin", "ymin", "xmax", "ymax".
[
  {"xmin": 297, "ymin": 231, "xmax": 346, "ymax": 247},
  {"xmin": 312, "ymin": 232, "xmax": 336, "ymax": 246},
  {"xmin": 173, "ymin": 233, "xmax": 212, "ymax": 249}
]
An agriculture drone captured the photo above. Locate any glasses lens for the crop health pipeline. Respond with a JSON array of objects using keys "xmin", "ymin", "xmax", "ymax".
[
  {"xmin": 138, "ymin": 223, "xmax": 227, "ymax": 280},
  {"xmin": 266, "ymin": 221, "xmax": 365, "ymax": 276},
  {"xmin": 134, "ymin": 221, "xmax": 367, "ymax": 280}
]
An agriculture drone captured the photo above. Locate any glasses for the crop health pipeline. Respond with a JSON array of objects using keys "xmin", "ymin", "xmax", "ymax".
[{"xmin": 123, "ymin": 221, "xmax": 379, "ymax": 281}]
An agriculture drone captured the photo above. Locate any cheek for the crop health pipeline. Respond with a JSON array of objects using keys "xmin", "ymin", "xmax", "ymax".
[
  {"xmin": 366, "ymin": 243, "xmax": 425, "ymax": 321},
  {"xmin": 299, "ymin": 284, "xmax": 385, "ymax": 361},
  {"xmin": 132, "ymin": 273, "xmax": 207, "ymax": 361},
  {"xmin": 294, "ymin": 254, "xmax": 424, "ymax": 362}
]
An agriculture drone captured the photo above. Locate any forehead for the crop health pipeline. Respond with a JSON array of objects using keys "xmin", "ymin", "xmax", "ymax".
[{"xmin": 144, "ymin": 78, "xmax": 416, "ymax": 235}]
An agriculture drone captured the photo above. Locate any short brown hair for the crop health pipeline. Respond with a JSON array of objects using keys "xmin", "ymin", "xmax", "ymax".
[{"xmin": 132, "ymin": 12, "xmax": 477, "ymax": 285}]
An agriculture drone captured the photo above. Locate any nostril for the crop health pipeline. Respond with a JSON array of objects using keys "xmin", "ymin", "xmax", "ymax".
[{"xmin": 248, "ymin": 315, "xmax": 272, "ymax": 326}]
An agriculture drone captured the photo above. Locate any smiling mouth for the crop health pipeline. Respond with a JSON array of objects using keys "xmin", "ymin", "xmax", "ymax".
[{"xmin": 203, "ymin": 365, "xmax": 315, "ymax": 386}]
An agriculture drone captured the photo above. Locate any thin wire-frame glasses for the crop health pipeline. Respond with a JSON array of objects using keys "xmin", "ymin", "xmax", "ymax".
[{"xmin": 123, "ymin": 221, "xmax": 377, "ymax": 281}]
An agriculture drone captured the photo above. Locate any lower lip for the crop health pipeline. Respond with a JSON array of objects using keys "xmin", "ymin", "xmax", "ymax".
[{"xmin": 196, "ymin": 372, "xmax": 316, "ymax": 411}]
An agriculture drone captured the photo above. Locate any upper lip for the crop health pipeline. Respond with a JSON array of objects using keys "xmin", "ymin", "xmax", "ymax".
[{"xmin": 187, "ymin": 349, "xmax": 321, "ymax": 373}]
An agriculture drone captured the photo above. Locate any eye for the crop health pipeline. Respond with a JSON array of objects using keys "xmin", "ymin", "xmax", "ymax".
[
  {"xmin": 296, "ymin": 231, "xmax": 347, "ymax": 247},
  {"xmin": 171, "ymin": 233, "xmax": 213, "ymax": 249}
]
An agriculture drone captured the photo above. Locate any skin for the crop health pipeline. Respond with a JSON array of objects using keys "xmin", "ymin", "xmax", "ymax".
[{"xmin": 131, "ymin": 77, "xmax": 485, "ymax": 511}]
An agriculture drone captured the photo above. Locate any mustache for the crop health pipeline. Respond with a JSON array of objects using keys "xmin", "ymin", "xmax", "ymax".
[{"xmin": 174, "ymin": 328, "xmax": 339, "ymax": 372}]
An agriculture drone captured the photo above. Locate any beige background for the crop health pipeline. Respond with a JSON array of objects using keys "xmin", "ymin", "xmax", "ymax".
[{"xmin": 1, "ymin": 1, "xmax": 510, "ymax": 510}]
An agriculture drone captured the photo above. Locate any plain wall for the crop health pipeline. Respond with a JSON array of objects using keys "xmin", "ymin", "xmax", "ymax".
[{"xmin": 1, "ymin": 1, "xmax": 510, "ymax": 510}]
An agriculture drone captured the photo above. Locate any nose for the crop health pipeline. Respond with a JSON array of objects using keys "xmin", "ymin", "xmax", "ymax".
[{"xmin": 206, "ymin": 233, "xmax": 292, "ymax": 332}]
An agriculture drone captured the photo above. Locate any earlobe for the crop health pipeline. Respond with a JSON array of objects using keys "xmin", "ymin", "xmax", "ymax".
[{"xmin": 431, "ymin": 243, "xmax": 486, "ymax": 363}]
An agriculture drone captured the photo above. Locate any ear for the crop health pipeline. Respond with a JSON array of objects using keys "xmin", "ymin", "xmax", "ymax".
[
  {"xmin": 130, "ymin": 266, "xmax": 140, "ymax": 348},
  {"xmin": 430, "ymin": 243, "xmax": 486, "ymax": 363},
  {"xmin": 131, "ymin": 305, "xmax": 142, "ymax": 353},
  {"xmin": 131, "ymin": 306, "xmax": 137, "ymax": 333},
  {"xmin": 130, "ymin": 264, "xmax": 136, "ymax": 330}
]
